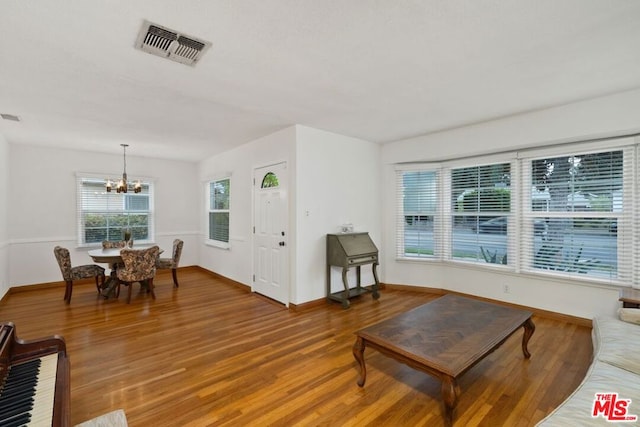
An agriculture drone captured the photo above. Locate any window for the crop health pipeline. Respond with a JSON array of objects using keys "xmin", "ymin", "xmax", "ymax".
[
  {"xmin": 450, "ymin": 162, "xmax": 512, "ymax": 265},
  {"xmin": 395, "ymin": 137, "xmax": 638, "ymax": 286},
  {"xmin": 521, "ymin": 148, "xmax": 631, "ymax": 283},
  {"xmin": 261, "ymin": 172, "xmax": 279, "ymax": 188},
  {"xmin": 208, "ymin": 178, "xmax": 230, "ymax": 245},
  {"xmin": 396, "ymin": 168, "xmax": 440, "ymax": 259},
  {"xmin": 77, "ymin": 175, "xmax": 153, "ymax": 246}
]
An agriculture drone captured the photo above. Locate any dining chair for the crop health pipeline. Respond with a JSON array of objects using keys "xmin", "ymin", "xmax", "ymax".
[
  {"xmin": 53, "ymin": 246, "xmax": 106, "ymax": 304},
  {"xmin": 116, "ymin": 245, "xmax": 160, "ymax": 304},
  {"xmin": 102, "ymin": 240, "xmax": 126, "ymax": 249},
  {"xmin": 156, "ymin": 239, "xmax": 184, "ymax": 287}
]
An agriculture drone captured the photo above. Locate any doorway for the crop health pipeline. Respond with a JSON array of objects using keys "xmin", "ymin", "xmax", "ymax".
[{"xmin": 253, "ymin": 162, "xmax": 289, "ymax": 305}]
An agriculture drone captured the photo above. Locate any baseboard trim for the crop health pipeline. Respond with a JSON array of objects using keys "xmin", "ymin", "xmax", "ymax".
[
  {"xmin": 3, "ymin": 271, "xmax": 592, "ymax": 327},
  {"xmin": 383, "ymin": 283, "xmax": 592, "ymax": 328},
  {"xmin": 194, "ymin": 266, "xmax": 251, "ymax": 293}
]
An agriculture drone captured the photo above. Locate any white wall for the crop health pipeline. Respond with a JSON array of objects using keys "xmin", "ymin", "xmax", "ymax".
[
  {"xmin": 295, "ymin": 126, "xmax": 381, "ymax": 304},
  {"xmin": 8, "ymin": 144, "xmax": 199, "ymax": 287},
  {"xmin": 197, "ymin": 125, "xmax": 382, "ymax": 306},
  {"xmin": 381, "ymin": 88, "xmax": 640, "ymax": 319},
  {"xmin": 198, "ymin": 126, "xmax": 296, "ymax": 291},
  {"xmin": 0, "ymin": 136, "xmax": 9, "ymax": 297}
]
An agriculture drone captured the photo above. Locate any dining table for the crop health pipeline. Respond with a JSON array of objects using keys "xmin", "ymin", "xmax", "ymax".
[{"xmin": 88, "ymin": 245, "xmax": 162, "ymax": 298}]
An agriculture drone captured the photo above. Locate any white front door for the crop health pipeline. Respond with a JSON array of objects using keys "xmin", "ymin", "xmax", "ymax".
[{"xmin": 253, "ymin": 162, "xmax": 289, "ymax": 305}]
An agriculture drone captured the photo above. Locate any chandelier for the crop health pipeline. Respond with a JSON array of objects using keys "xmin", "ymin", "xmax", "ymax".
[{"xmin": 105, "ymin": 144, "xmax": 141, "ymax": 193}]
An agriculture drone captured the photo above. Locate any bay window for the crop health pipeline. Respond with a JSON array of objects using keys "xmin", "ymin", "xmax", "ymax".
[{"xmin": 396, "ymin": 136, "xmax": 638, "ymax": 286}]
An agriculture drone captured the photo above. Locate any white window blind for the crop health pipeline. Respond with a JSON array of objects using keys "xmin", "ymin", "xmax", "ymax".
[
  {"xmin": 520, "ymin": 146, "xmax": 633, "ymax": 284},
  {"xmin": 208, "ymin": 178, "xmax": 230, "ymax": 243},
  {"xmin": 449, "ymin": 162, "xmax": 514, "ymax": 266},
  {"xmin": 395, "ymin": 168, "xmax": 440, "ymax": 259},
  {"xmin": 77, "ymin": 175, "xmax": 154, "ymax": 246}
]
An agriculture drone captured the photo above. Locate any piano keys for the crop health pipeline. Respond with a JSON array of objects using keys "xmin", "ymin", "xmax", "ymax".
[{"xmin": 0, "ymin": 322, "xmax": 70, "ymax": 427}]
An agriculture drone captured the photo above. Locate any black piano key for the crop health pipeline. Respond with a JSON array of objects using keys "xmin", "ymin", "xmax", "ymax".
[
  {"xmin": 0, "ymin": 357, "xmax": 38, "ymax": 427},
  {"xmin": 0, "ymin": 387, "xmax": 36, "ymax": 407},
  {"xmin": 2, "ymin": 373, "xmax": 37, "ymax": 389},
  {"xmin": 0, "ymin": 411, "xmax": 31, "ymax": 427},
  {"xmin": 0, "ymin": 402, "xmax": 33, "ymax": 424},
  {"xmin": 0, "ymin": 381, "xmax": 36, "ymax": 401},
  {"xmin": 1, "ymin": 376, "xmax": 37, "ymax": 392},
  {"xmin": 1, "ymin": 362, "xmax": 40, "ymax": 390},
  {"xmin": 6, "ymin": 360, "xmax": 40, "ymax": 376},
  {"xmin": 0, "ymin": 396, "xmax": 35, "ymax": 418},
  {"xmin": 0, "ymin": 391, "xmax": 34, "ymax": 409}
]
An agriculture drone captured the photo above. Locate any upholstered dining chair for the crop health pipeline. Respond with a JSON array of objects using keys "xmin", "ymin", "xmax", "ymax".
[
  {"xmin": 116, "ymin": 246, "xmax": 160, "ymax": 304},
  {"xmin": 102, "ymin": 240, "xmax": 126, "ymax": 270},
  {"xmin": 156, "ymin": 239, "xmax": 184, "ymax": 287},
  {"xmin": 102, "ymin": 240, "xmax": 126, "ymax": 249},
  {"xmin": 53, "ymin": 246, "xmax": 106, "ymax": 304}
]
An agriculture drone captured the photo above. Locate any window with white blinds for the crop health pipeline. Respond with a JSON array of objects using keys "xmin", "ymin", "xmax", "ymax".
[
  {"xmin": 396, "ymin": 168, "xmax": 440, "ymax": 259},
  {"xmin": 77, "ymin": 175, "xmax": 154, "ymax": 246},
  {"xmin": 449, "ymin": 162, "xmax": 514, "ymax": 266},
  {"xmin": 394, "ymin": 136, "xmax": 639, "ymax": 286},
  {"xmin": 520, "ymin": 147, "xmax": 633, "ymax": 284},
  {"xmin": 208, "ymin": 178, "xmax": 230, "ymax": 244}
]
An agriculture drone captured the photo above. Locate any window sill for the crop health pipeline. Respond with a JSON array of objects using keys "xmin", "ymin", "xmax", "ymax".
[{"xmin": 205, "ymin": 239, "xmax": 230, "ymax": 250}]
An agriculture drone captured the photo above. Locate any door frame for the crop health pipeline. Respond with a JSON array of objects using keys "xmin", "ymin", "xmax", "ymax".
[{"xmin": 252, "ymin": 160, "xmax": 290, "ymax": 306}]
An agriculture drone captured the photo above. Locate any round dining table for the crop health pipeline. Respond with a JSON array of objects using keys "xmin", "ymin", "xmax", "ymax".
[{"xmin": 88, "ymin": 246, "xmax": 162, "ymax": 298}]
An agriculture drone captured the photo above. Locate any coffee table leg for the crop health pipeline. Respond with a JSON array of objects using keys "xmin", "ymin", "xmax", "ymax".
[
  {"xmin": 522, "ymin": 317, "xmax": 535, "ymax": 358},
  {"xmin": 352, "ymin": 336, "xmax": 367, "ymax": 387},
  {"xmin": 441, "ymin": 376, "xmax": 459, "ymax": 426}
]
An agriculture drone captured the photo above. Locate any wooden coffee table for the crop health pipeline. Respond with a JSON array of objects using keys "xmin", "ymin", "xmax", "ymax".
[{"xmin": 352, "ymin": 294, "xmax": 535, "ymax": 425}]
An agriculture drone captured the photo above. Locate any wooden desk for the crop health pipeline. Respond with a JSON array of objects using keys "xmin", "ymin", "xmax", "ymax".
[{"xmin": 352, "ymin": 294, "xmax": 535, "ymax": 426}]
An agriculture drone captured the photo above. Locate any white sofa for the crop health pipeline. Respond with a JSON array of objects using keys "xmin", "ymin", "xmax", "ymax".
[{"xmin": 536, "ymin": 310, "xmax": 640, "ymax": 426}]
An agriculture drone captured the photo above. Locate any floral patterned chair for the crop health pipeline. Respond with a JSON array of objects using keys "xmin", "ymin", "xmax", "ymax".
[
  {"xmin": 156, "ymin": 239, "xmax": 184, "ymax": 287},
  {"xmin": 100, "ymin": 240, "xmax": 127, "ymax": 298},
  {"xmin": 102, "ymin": 240, "xmax": 126, "ymax": 249},
  {"xmin": 116, "ymin": 246, "xmax": 160, "ymax": 304},
  {"xmin": 53, "ymin": 246, "xmax": 106, "ymax": 304}
]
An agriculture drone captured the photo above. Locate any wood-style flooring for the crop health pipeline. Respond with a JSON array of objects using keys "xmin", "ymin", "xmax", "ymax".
[{"xmin": 0, "ymin": 268, "xmax": 593, "ymax": 426}]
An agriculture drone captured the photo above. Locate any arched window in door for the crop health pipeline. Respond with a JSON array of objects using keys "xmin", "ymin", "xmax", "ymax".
[{"xmin": 261, "ymin": 172, "xmax": 279, "ymax": 188}]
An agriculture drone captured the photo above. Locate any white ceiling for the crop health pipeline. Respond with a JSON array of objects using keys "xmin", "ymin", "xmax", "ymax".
[{"xmin": 1, "ymin": 1, "xmax": 639, "ymax": 161}]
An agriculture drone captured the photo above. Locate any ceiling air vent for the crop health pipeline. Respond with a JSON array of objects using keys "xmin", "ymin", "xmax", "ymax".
[{"xmin": 135, "ymin": 20, "xmax": 211, "ymax": 66}]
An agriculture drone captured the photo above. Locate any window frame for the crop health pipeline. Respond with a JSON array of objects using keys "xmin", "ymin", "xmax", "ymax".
[
  {"xmin": 395, "ymin": 166, "xmax": 441, "ymax": 260},
  {"xmin": 446, "ymin": 160, "xmax": 515, "ymax": 267},
  {"xmin": 76, "ymin": 173, "xmax": 155, "ymax": 247},
  {"xmin": 206, "ymin": 177, "xmax": 231, "ymax": 249}
]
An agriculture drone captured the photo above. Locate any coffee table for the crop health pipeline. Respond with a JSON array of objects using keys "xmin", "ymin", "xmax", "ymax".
[{"xmin": 352, "ymin": 294, "xmax": 535, "ymax": 425}]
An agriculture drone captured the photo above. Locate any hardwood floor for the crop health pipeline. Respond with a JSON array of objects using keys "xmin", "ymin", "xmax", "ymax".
[{"xmin": 0, "ymin": 268, "xmax": 593, "ymax": 426}]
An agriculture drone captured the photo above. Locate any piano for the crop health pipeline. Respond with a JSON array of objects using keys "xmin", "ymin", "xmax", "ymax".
[{"xmin": 0, "ymin": 322, "xmax": 70, "ymax": 426}]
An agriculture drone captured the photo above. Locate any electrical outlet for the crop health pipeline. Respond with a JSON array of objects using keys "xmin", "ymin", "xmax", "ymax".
[{"xmin": 503, "ymin": 284, "xmax": 510, "ymax": 294}]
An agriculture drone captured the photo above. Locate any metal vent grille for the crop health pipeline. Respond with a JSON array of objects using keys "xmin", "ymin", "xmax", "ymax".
[{"xmin": 135, "ymin": 21, "xmax": 210, "ymax": 66}]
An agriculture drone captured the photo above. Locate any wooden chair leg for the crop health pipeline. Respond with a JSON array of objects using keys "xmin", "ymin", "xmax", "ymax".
[
  {"xmin": 171, "ymin": 268, "xmax": 179, "ymax": 287},
  {"xmin": 64, "ymin": 280, "xmax": 73, "ymax": 303},
  {"xmin": 149, "ymin": 278, "xmax": 156, "ymax": 299},
  {"xmin": 94, "ymin": 274, "xmax": 104, "ymax": 294},
  {"xmin": 127, "ymin": 283, "xmax": 133, "ymax": 304}
]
